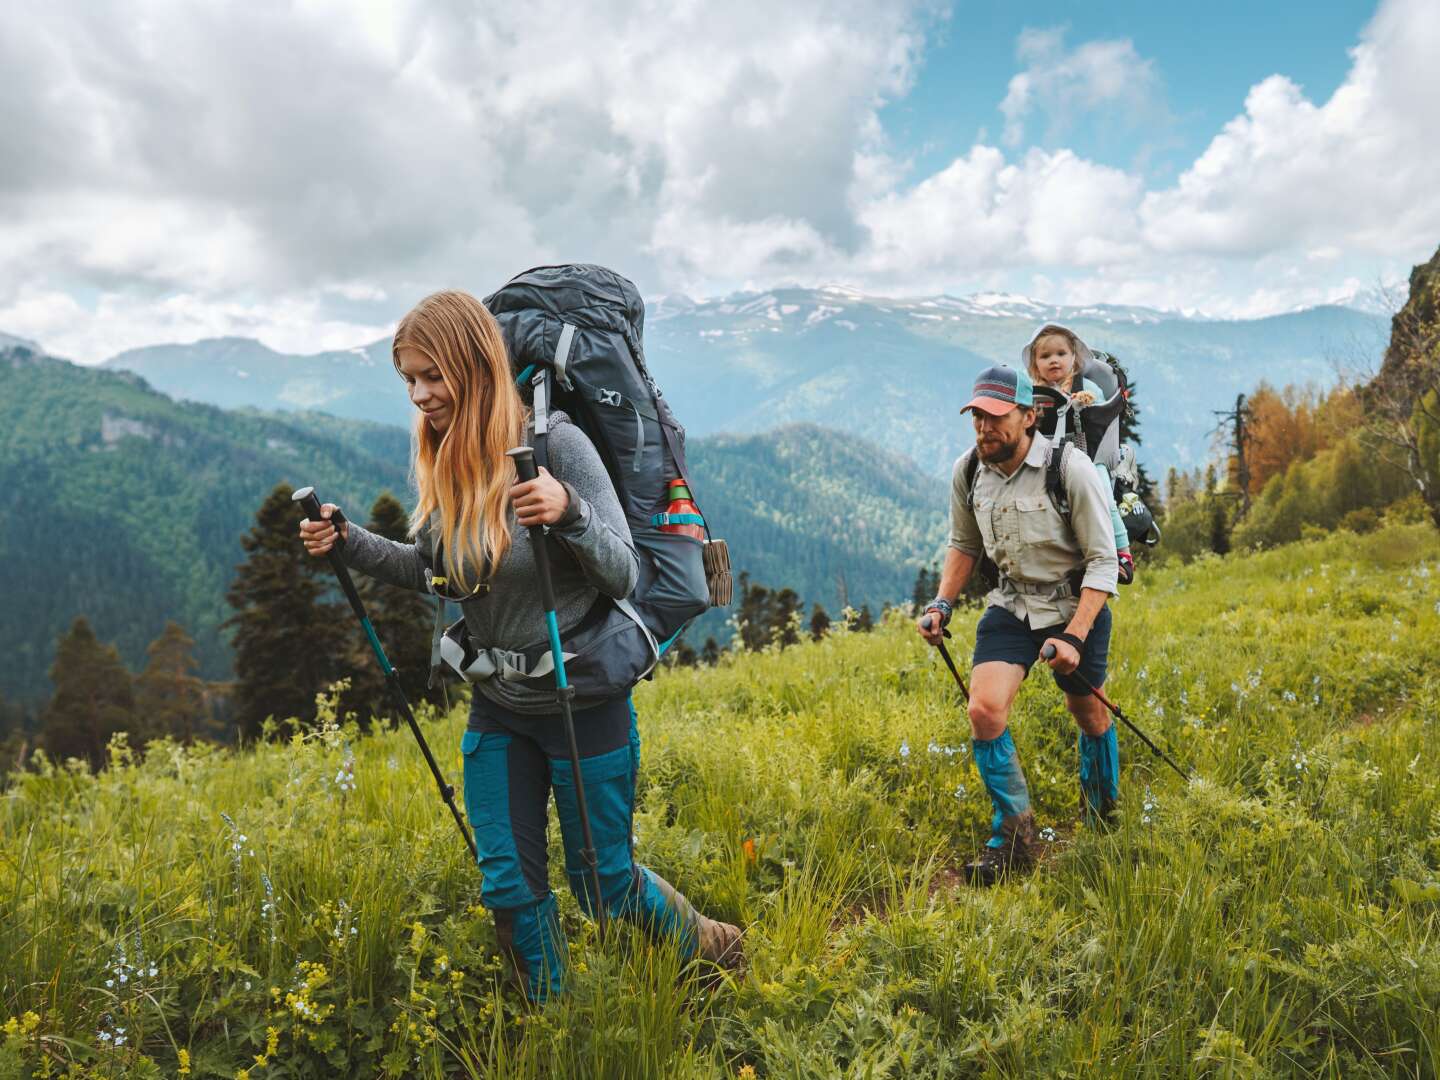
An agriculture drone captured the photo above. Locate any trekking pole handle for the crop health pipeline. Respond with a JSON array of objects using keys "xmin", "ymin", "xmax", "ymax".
[
  {"xmin": 507, "ymin": 447, "xmax": 539, "ymax": 485},
  {"xmin": 505, "ymin": 447, "xmax": 560, "ymax": 615},
  {"xmin": 292, "ymin": 486, "xmax": 348, "ymax": 533},
  {"xmin": 919, "ymin": 615, "xmax": 952, "ymax": 639}
]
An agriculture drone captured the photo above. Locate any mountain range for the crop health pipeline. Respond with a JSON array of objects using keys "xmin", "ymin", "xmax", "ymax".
[{"xmin": 96, "ymin": 288, "xmax": 1392, "ymax": 479}]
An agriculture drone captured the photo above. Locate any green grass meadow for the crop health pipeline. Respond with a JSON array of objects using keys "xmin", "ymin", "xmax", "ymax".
[{"xmin": 4, "ymin": 524, "xmax": 1440, "ymax": 1078}]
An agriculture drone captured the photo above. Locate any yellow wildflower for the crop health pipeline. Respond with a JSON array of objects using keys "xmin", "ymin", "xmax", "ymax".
[
  {"xmin": 738, "ymin": 1067, "xmax": 758, "ymax": 1080},
  {"xmin": 177, "ymin": 1048, "xmax": 191, "ymax": 1076}
]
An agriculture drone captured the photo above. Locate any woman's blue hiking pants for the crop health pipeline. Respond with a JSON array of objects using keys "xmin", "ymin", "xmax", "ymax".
[{"xmin": 461, "ymin": 692, "xmax": 700, "ymax": 1001}]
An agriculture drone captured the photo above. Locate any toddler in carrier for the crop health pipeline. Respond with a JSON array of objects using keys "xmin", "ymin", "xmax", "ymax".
[{"xmin": 1022, "ymin": 324, "xmax": 1136, "ymax": 584}]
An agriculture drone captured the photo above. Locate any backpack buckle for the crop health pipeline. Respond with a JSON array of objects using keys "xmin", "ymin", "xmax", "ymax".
[{"xmin": 598, "ymin": 388, "xmax": 622, "ymax": 407}]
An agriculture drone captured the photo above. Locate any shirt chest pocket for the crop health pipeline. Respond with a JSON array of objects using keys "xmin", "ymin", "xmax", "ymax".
[
  {"xmin": 1014, "ymin": 495, "xmax": 1061, "ymax": 546},
  {"xmin": 974, "ymin": 496, "xmax": 999, "ymax": 548}
]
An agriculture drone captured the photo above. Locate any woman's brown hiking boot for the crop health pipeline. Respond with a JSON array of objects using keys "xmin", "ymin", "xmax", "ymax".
[{"xmin": 695, "ymin": 916, "xmax": 745, "ymax": 974}]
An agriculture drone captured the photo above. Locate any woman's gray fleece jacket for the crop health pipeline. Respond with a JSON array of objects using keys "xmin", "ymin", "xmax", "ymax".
[{"xmin": 336, "ymin": 413, "xmax": 638, "ymax": 713}]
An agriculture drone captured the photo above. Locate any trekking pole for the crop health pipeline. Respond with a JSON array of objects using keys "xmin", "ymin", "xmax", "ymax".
[
  {"xmin": 921, "ymin": 615, "xmax": 970, "ymax": 702},
  {"xmin": 506, "ymin": 448, "xmax": 609, "ymax": 939},
  {"xmin": 292, "ymin": 487, "xmax": 477, "ymax": 862},
  {"xmin": 1040, "ymin": 644, "xmax": 1190, "ymax": 781}
]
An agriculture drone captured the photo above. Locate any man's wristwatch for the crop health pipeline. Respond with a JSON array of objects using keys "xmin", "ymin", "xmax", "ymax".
[{"xmin": 925, "ymin": 597, "xmax": 954, "ymax": 627}]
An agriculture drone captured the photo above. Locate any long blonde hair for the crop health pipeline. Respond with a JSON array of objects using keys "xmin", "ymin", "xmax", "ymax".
[{"xmin": 393, "ymin": 290, "xmax": 526, "ymax": 591}]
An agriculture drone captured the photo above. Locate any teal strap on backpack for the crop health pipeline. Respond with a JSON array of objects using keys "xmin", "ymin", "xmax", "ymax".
[{"xmin": 650, "ymin": 512, "xmax": 705, "ymax": 527}]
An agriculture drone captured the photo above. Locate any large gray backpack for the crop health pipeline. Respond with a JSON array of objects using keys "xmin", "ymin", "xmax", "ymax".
[{"xmin": 485, "ymin": 264, "xmax": 731, "ymax": 653}]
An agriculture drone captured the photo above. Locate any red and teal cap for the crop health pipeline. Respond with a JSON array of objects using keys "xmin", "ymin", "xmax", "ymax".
[{"xmin": 961, "ymin": 364, "xmax": 1034, "ymax": 416}]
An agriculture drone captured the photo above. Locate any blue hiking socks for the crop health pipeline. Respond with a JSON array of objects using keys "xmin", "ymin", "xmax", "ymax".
[
  {"xmin": 493, "ymin": 893, "xmax": 567, "ymax": 1002},
  {"xmin": 1078, "ymin": 724, "xmax": 1119, "ymax": 822},
  {"xmin": 973, "ymin": 729, "xmax": 1034, "ymax": 849}
]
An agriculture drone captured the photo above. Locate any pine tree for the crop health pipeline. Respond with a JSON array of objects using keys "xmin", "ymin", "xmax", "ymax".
[
  {"xmin": 39, "ymin": 616, "xmax": 138, "ymax": 770},
  {"xmin": 772, "ymin": 587, "xmax": 803, "ymax": 648},
  {"xmin": 340, "ymin": 492, "xmax": 444, "ymax": 725},
  {"xmin": 663, "ymin": 639, "xmax": 699, "ymax": 667},
  {"xmin": 1118, "ymin": 374, "xmax": 1158, "ymax": 503},
  {"xmin": 736, "ymin": 573, "xmax": 775, "ymax": 652},
  {"xmin": 700, "ymin": 637, "xmax": 721, "ymax": 666},
  {"xmin": 225, "ymin": 484, "xmax": 348, "ymax": 740},
  {"xmin": 1207, "ymin": 497, "xmax": 1232, "ymax": 555},
  {"xmin": 854, "ymin": 604, "xmax": 875, "ymax": 632},
  {"xmin": 809, "ymin": 603, "xmax": 831, "ymax": 641},
  {"xmin": 910, "ymin": 565, "xmax": 942, "ymax": 610},
  {"xmin": 135, "ymin": 621, "xmax": 215, "ymax": 744}
]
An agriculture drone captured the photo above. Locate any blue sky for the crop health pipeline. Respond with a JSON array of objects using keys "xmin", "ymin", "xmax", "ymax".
[
  {"xmin": 0, "ymin": 0, "xmax": 1434, "ymax": 362},
  {"xmin": 889, "ymin": 2, "xmax": 1373, "ymax": 185}
]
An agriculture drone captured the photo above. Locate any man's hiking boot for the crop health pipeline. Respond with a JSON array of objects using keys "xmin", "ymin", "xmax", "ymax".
[
  {"xmin": 963, "ymin": 810, "xmax": 1038, "ymax": 886},
  {"xmin": 962, "ymin": 842, "xmax": 1037, "ymax": 886}
]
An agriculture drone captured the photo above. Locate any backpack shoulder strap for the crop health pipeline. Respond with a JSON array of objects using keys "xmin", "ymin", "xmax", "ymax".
[
  {"xmin": 1046, "ymin": 439, "xmax": 1072, "ymax": 520},
  {"xmin": 962, "ymin": 447, "xmax": 981, "ymax": 514}
]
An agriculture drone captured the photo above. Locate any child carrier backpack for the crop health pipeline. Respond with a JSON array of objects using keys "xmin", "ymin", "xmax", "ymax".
[
  {"xmin": 485, "ymin": 264, "xmax": 732, "ymax": 655},
  {"xmin": 1032, "ymin": 351, "xmax": 1161, "ymax": 548}
]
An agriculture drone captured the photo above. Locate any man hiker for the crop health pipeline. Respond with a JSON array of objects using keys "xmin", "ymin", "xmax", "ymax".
[{"xmin": 916, "ymin": 364, "xmax": 1120, "ymax": 885}]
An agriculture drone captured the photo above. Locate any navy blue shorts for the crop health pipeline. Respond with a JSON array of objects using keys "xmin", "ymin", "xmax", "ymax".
[{"xmin": 972, "ymin": 603, "xmax": 1111, "ymax": 695}]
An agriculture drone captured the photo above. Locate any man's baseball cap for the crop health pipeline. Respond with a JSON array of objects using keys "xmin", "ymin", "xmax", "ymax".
[{"xmin": 961, "ymin": 365, "xmax": 1034, "ymax": 416}]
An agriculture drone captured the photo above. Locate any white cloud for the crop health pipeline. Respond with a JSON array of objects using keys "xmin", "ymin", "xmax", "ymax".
[
  {"xmin": 1, "ymin": 0, "xmax": 1437, "ymax": 358},
  {"xmin": 999, "ymin": 27, "xmax": 1161, "ymax": 147},
  {"xmin": 0, "ymin": 286, "xmax": 393, "ymax": 365},
  {"xmin": 0, "ymin": 0, "xmax": 939, "ymax": 360},
  {"xmin": 857, "ymin": 146, "xmax": 1142, "ymax": 277},
  {"xmin": 1140, "ymin": 0, "xmax": 1440, "ymax": 257}
]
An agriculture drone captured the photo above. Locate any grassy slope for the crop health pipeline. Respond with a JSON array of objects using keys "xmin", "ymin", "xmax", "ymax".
[{"xmin": 3, "ymin": 525, "xmax": 1439, "ymax": 1078}]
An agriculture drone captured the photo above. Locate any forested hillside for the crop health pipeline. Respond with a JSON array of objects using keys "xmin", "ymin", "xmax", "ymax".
[
  {"xmin": 685, "ymin": 425, "xmax": 947, "ymax": 640},
  {"xmin": 0, "ymin": 347, "xmax": 412, "ymax": 702},
  {"xmin": 1, "ymin": 352, "xmax": 945, "ymax": 705}
]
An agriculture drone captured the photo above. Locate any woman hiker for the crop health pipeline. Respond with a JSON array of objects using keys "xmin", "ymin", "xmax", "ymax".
[
  {"xmin": 916, "ymin": 364, "xmax": 1121, "ymax": 885},
  {"xmin": 299, "ymin": 290, "xmax": 741, "ymax": 1000}
]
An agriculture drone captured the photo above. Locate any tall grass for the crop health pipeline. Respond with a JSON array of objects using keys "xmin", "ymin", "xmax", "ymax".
[{"xmin": 3, "ymin": 523, "xmax": 1438, "ymax": 1078}]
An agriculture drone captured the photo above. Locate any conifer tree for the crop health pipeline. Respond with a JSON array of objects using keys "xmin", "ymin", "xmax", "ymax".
[
  {"xmin": 773, "ymin": 587, "xmax": 803, "ymax": 648},
  {"xmin": 699, "ymin": 637, "xmax": 721, "ymax": 665},
  {"xmin": 39, "ymin": 616, "xmax": 137, "ymax": 770},
  {"xmin": 910, "ymin": 566, "xmax": 932, "ymax": 610},
  {"xmin": 1117, "ymin": 374, "xmax": 1158, "ymax": 502},
  {"xmin": 854, "ymin": 604, "xmax": 875, "ymax": 632},
  {"xmin": 135, "ymin": 621, "xmax": 214, "ymax": 744},
  {"xmin": 809, "ymin": 603, "xmax": 831, "ymax": 641},
  {"xmin": 663, "ymin": 638, "xmax": 699, "ymax": 667},
  {"xmin": 225, "ymin": 483, "xmax": 347, "ymax": 739},
  {"xmin": 340, "ymin": 492, "xmax": 444, "ymax": 724},
  {"xmin": 736, "ymin": 573, "xmax": 774, "ymax": 652}
]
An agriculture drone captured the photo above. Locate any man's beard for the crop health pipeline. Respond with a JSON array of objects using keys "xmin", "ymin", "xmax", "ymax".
[{"xmin": 978, "ymin": 436, "xmax": 1021, "ymax": 464}]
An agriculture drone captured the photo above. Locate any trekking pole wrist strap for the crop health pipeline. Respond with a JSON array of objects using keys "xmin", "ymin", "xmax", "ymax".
[
  {"xmin": 925, "ymin": 598, "xmax": 953, "ymax": 627},
  {"xmin": 1053, "ymin": 630, "xmax": 1086, "ymax": 654}
]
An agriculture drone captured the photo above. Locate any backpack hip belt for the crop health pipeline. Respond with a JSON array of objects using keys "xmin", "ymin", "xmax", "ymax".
[{"xmin": 999, "ymin": 569, "xmax": 1086, "ymax": 600}]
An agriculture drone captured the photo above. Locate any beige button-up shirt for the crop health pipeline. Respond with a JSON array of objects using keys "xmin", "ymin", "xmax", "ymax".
[{"xmin": 949, "ymin": 431, "xmax": 1118, "ymax": 628}]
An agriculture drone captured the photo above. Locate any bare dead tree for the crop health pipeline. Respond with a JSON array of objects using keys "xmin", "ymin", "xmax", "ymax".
[{"xmin": 1211, "ymin": 393, "xmax": 1254, "ymax": 517}]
